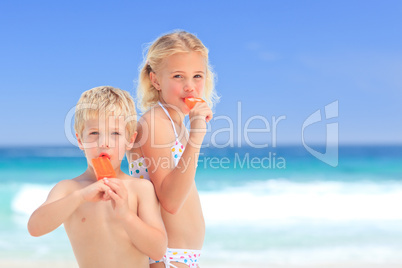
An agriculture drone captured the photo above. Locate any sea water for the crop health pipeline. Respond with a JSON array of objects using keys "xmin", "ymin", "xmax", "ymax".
[{"xmin": 1, "ymin": 145, "xmax": 401, "ymax": 266}]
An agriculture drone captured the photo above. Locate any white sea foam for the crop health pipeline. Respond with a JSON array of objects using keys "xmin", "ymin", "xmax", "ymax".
[
  {"xmin": 10, "ymin": 180, "xmax": 402, "ymax": 224},
  {"xmin": 7, "ymin": 180, "xmax": 402, "ymax": 266},
  {"xmin": 200, "ymin": 180, "xmax": 402, "ymax": 225},
  {"xmin": 11, "ymin": 184, "xmax": 53, "ymax": 216}
]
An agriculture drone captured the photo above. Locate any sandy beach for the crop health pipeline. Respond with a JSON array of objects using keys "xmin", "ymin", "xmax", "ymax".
[{"xmin": 2, "ymin": 260, "xmax": 402, "ymax": 268}]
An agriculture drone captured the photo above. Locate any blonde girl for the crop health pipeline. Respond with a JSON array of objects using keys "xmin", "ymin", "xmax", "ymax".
[{"xmin": 128, "ymin": 30, "xmax": 218, "ymax": 268}]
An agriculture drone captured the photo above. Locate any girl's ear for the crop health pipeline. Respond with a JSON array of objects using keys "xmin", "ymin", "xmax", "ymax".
[
  {"xmin": 76, "ymin": 133, "xmax": 84, "ymax": 151},
  {"xmin": 150, "ymin": 71, "xmax": 161, "ymax": 91}
]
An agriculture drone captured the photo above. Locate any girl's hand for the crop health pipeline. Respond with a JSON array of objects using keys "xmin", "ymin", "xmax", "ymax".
[
  {"xmin": 188, "ymin": 101, "xmax": 213, "ymax": 142},
  {"xmin": 103, "ymin": 178, "xmax": 130, "ymax": 219},
  {"xmin": 79, "ymin": 180, "xmax": 112, "ymax": 203}
]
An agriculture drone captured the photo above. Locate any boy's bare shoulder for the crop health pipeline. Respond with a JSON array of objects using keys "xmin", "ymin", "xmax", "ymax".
[
  {"xmin": 121, "ymin": 174, "xmax": 155, "ymax": 193},
  {"xmin": 46, "ymin": 176, "xmax": 88, "ymax": 198}
]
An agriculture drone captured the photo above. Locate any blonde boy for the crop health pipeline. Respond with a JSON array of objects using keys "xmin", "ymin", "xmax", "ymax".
[{"xmin": 28, "ymin": 86, "xmax": 167, "ymax": 268}]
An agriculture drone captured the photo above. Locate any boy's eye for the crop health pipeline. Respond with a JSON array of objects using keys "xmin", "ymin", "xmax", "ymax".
[
  {"xmin": 194, "ymin": 74, "xmax": 203, "ymax": 78},
  {"xmin": 173, "ymin": 74, "xmax": 182, "ymax": 78},
  {"xmin": 89, "ymin": 131, "xmax": 99, "ymax": 135},
  {"xmin": 112, "ymin": 132, "xmax": 121, "ymax": 135}
]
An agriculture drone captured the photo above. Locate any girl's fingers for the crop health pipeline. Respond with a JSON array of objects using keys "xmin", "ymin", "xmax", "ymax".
[
  {"xmin": 192, "ymin": 103, "xmax": 213, "ymax": 122},
  {"xmin": 205, "ymin": 110, "xmax": 213, "ymax": 122}
]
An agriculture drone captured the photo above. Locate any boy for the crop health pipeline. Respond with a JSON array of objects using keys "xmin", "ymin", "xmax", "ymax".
[{"xmin": 28, "ymin": 86, "xmax": 167, "ymax": 268}]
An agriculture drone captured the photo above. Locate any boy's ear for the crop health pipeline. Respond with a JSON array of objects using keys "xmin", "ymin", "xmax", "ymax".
[
  {"xmin": 126, "ymin": 131, "xmax": 137, "ymax": 150},
  {"xmin": 76, "ymin": 133, "xmax": 84, "ymax": 150},
  {"xmin": 150, "ymin": 71, "xmax": 161, "ymax": 91}
]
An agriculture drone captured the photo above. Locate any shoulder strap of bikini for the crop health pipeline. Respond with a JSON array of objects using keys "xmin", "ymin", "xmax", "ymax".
[{"xmin": 158, "ymin": 102, "xmax": 178, "ymax": 138}]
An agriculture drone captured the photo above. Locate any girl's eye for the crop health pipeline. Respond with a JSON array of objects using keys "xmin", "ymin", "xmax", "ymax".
[
  {"xmin": 194, "ymin": 74, "xmax": 203, "ymax": 78},
  {"xmin": 89, "ymin": 131, "xmax": 99, "ymax": 135},
  {"xmin": 112, "ymin": 132, "xmax": 121, "ymax": 135},
  {"xmin": 173, "ymin": 74, "xmax": 182, "ymax": 78}
]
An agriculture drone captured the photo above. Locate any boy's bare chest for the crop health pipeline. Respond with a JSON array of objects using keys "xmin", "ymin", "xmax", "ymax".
[{"xmin": 66, "ymin": 199, "xmax": 137, "ymax": 233}]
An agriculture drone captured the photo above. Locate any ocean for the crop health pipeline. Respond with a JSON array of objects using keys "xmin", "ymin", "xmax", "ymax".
[{"xmin": 1, "ymin": 145, "xmax": 401, "ymax": 267}]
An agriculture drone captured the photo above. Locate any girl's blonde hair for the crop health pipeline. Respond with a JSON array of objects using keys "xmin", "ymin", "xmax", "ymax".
[
  {"xmin": 74, "ymin": 86, "xmax": 137, "ymax": 139},
  {"xmin": 137, "ymin": 30, "xmax": 219, "ymax": 112}
]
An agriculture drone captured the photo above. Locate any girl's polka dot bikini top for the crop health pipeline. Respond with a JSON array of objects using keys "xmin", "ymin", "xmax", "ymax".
[{"xmin": 129, "ymin": 102, "xmax": 187, "ymax": 181}]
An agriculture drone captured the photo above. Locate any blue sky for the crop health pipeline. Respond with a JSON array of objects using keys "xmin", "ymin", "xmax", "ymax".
[{"xmin": 1, "ymin": 0, "xmax": 401, "ymax": 146}]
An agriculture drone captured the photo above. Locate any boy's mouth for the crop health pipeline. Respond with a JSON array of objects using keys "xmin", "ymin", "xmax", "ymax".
[{"xmin": 99, "ymin": 153, "xmax": 111, "ymax": 159}]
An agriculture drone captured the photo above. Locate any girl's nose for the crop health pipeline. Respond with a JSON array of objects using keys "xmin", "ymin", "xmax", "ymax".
[{"xmin": 184, "ymin": 79, "xmax": 195, "ymax": 92}]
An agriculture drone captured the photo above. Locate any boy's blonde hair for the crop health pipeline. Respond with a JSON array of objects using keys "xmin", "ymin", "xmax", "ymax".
[
  {"xmin": 74, "ymin": 86, "xmax": 137, "ymax": 139},
  {"xmin": 137, "ymin": 30, "xmax": 219, "ymax": 112}
]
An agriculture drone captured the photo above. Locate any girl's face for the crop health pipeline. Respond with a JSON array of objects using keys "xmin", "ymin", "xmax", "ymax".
[{"xmin": 152, "ymin": 51, "xmax": 206, "ymax": 113}]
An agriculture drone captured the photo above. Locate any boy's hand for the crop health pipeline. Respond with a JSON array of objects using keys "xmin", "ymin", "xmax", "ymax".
[
  {"xmin": 80, "ymin": 180, "xmax": 112, "ymax": 203},
  {"xmin": 103, "ymin": 178, "xmax": 130, "ymax": 219}
]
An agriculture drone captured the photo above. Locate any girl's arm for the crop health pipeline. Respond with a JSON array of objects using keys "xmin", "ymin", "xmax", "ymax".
[
  {"xmin": 28, "ymin": 179, "xmax": 110, "ymax": 237},
  {"xmin": 140, "ymin": 102, "xmax": 212, "ymax": 214},
  {"xmin": 104, "ymin": 178, "xmax": 167, "ymax": 261}
]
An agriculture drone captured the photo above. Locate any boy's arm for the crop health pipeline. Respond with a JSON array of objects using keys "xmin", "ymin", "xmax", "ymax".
[
  {"xmin": 28, "ymin": 179, "xmax": 110, "ymax": 237},
  {"xmin": 105, "ymin": 178, "xmax": 167, "ymax": 261}
]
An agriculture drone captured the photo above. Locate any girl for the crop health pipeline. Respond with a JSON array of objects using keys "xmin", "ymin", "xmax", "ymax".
[{"xmin": 128, "ymin": 31, "xmax": 219, "ymax": 268}]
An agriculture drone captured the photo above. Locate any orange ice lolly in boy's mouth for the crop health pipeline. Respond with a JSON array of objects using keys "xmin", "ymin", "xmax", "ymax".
[
  {"xmin": 184, "ymin": 97, "xmax": 205, "ymax": 109},
  {"xmin": 91, "ymin": 153, "xmax": 116, "ymax": 180}
]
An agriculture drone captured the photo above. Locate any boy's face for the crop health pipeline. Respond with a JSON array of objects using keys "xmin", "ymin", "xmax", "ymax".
[{"xmin": 77, "ymin": 115, "xmax": 136, "ymax": 172}]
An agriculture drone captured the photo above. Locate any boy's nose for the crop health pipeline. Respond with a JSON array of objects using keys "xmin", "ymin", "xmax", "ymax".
[{"xmin": 99, "ymin": 135, "xmax": 110, "ymax": 148}]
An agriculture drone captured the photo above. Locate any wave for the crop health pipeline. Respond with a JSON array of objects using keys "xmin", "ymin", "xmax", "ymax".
[
  {"xmin": 6, "ymin": 180, "xmax": 402, "ymax": 224},
  {"xmin": 10, "ymin": 184, "xmax": 53, "ymax": 216},
  {"xmin": 201, "ymin": 180, "xmax": 402, "ymax": 224}
]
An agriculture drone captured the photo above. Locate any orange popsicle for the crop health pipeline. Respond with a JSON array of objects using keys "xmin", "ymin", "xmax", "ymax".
[
  {"xmin": 185, "ymin": 97, "xmax": 205, "ymax": 109},
  {"xmin": 91, "ymin": 153, "xmax": 116, "ymax": 180}
]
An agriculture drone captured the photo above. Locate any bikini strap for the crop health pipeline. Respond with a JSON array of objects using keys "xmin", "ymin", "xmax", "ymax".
[{"xmin": 158, "ymin": 102, "xmax": 178, "ymax": 138}]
